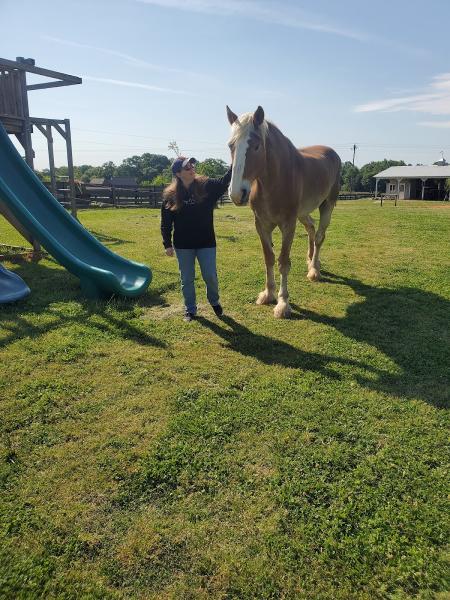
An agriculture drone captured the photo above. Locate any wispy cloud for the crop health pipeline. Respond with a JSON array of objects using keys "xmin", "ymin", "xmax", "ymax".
[
  {"xmin": 83, "ymin": 76, "xmax": 195, "ymax": 95},
  {"xmin": 42, "ymin": 35, "xmax": 209, "ymax": 80},
  {"xmin": 137, "ymin": 0, "xmax": 371, "ymax": 41},
  {"xmin": 419, "ymin": 120, "xmax": 450, "ymax": 129},
  {"xmin": 355, "ymin": 73, "xmax": 450, "ymax": 126},
  {"xmin": 137, "ymin": 0, "xmax": 426, "ymax": 56}
]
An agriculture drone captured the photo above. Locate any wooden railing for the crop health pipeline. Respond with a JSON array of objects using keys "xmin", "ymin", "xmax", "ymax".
[{"xmin": 44, "ymin": 182, "xmax": 379, "ymax": 209}]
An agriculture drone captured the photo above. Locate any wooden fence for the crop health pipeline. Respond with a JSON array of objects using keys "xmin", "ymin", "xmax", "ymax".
[{"xmin": 44, "ymin": 181, "xmax": 376, "ymax": 208}]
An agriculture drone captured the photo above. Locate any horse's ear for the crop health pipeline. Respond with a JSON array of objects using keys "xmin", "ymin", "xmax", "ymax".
[
  {"xmin": 253, "ymin": 106, "xmax": 264, "ymax": 128},
  {"xmin": 226, "ymin": 105, "xmax": 238, "ymax": 125}
]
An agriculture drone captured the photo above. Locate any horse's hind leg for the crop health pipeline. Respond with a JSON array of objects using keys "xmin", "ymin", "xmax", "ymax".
[
  {"xmin": 274, "ymin": 220, "xmax": 296, "ymax": 318},
  {"xmin": 307, "ymin": 194, "xmax": 336, "ymax": 282},
  {"xmin": 255, "ymin": 215, "xmax": 277, "ymax": 305},
  {"xmin": 299, "ymin": 215, "xmax": 316, "ymax": 270}
]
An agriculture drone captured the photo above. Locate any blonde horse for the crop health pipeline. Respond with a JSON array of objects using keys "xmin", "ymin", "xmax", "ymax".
[{"xmin": 226, "ymin": 105, "xmax": 341, "ymax": 318}]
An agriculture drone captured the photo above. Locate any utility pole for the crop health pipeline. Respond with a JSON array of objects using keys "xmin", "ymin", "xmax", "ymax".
[{"xmin": 352, "ymin": 143, "xmax": 358, "ymax": 166}]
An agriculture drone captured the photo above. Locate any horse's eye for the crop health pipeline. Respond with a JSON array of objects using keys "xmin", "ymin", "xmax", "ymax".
[{"xmin": 254, "ymin": 144, "xmax": 260, "ymax": 151}]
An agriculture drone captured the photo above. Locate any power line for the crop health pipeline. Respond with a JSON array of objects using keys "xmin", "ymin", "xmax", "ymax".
[{"xmin": 68, "ymin": 127, "xmax": 450, "ymax": 151}]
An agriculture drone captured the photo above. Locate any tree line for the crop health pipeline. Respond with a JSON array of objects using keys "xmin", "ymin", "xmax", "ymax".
[
  {"xmin": 37, "ymin": 155, "xmax": 229, "ymax": 186},
  {"xmin": 37, "ymin": 153, "xmax": 450, "ymax": 193}
]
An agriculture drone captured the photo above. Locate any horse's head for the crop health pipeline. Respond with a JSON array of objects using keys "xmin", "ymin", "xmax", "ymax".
[{"xmin": 226, "ymin": 105, "xmax": 267, "ymax": 205}]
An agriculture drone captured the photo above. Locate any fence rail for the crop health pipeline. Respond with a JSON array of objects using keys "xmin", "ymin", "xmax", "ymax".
[{"xmin": 44, "ymin": 181, "xmax": 376, "ymax": 208}]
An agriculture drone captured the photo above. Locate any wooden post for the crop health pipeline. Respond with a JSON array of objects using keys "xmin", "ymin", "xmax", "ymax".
[
  {"xmin": 16, "ymin": 58, "xmax": 34, "ymax": 168},
  {"xmin": 421, "ymin": 178, "xmax": 426, "ymax": 200},
  {"xmin": 12, "ymin": 59, "xmax": 40, "ymax": 254},
  {"xmin": 64, "ymin": 119, "xmax": 77, "ymax": 218},
  {"xmin": 396, "ymin": 178, "xmax": 402, "ymax": 206},
  {"xmin": 45, "ymin": 123, "xmax": 57, "ymax": 198},
  {"xmin": 35, "ymin": 121, "xmax": 58, "ymax": 200}
]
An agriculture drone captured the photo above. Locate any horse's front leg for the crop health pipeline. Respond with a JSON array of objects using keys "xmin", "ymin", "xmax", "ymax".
[
  {"xmin": 254, "ymin": 215, "xmax": 276, "ymax": 305},
  {"xmin": 274, "ymin": 221, "xmax": 296, "ymax": 318}
]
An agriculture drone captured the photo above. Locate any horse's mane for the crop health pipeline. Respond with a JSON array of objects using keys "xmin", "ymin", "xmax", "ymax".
[
  {"xmin": 229, "ymin": 113, "xmax": 299, "ymax": 166},
  {"xmin": 228, "ymin": 112, "xmax": 269, "ymax": 147}
]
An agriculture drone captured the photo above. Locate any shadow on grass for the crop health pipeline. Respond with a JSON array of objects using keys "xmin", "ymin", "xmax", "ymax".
[
  {"xmin": 196, "ymin": 314, "xmax": 377, "ymax": 379},
  {"xmin": 0, "ymin": 261, "xmax": 167, "ymax": 349},
  {"xmin": 88, "ymin": 230, "xmax": 133, "ymax": 247},
  {"xmin": 299, "ymin": 272, "xmax": 449, "ymax": 408}
]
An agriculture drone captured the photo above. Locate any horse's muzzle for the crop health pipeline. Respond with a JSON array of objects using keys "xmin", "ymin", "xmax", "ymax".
[
  {"xmin": 229, "ymin": 180, "xmax": 250, "ymax": 205},
  {"xmin": 240, "ymin": 188, "xmax": 249, "ymax": 205}
]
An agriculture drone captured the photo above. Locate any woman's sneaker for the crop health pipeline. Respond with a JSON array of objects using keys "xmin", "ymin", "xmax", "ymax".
[
  {"xmin": 212, "ymin": 304, "xmax": 223, "ymax": 317},
  {"xmin": 184, "ymin": 311, "xmax": 196, "ymax": 322}
]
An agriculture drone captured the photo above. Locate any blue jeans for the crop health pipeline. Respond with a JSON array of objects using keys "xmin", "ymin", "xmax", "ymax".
[{"xmin": 175, "ymin": 247, "xmax": 220, "ymax": 314}]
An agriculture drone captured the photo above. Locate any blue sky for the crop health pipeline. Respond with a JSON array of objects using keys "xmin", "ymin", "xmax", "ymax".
[{"xmin": 3, "ymin": 0, "xmax": 450, "ymax": 170}]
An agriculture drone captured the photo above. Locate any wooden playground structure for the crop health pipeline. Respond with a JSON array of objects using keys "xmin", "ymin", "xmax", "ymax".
[{"xmin": 0, "ymin": 56, "xmax": 81, "ymax": 253}]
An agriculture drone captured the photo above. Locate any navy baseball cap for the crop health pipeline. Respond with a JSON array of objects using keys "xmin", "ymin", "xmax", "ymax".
[{"xmin": 171, "ymin": 156, "xmax": 197, "ymax": 175}]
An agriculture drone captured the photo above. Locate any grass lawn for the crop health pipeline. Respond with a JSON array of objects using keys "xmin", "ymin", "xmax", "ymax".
[{"xmin": 0, "ymin": 200, "xmax": 449, "ymax": 599}]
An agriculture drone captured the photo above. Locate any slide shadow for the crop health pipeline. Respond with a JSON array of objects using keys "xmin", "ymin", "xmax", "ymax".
[{"xmin": 0, "ymin": 261, "xmax": 166, "ymax": 349}]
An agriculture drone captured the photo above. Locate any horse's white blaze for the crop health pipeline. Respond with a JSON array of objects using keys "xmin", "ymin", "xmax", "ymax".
[{"xmin": 229, "ymin": 128, "xmax": 251, "ymax": 204}]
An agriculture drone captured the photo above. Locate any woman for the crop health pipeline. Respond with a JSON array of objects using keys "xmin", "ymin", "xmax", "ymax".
[{"xmin": 161, "ymin": 156, "xmax": 232, "ymax": 322}]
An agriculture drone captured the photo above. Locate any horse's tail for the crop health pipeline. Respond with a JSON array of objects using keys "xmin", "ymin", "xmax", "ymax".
[{"xmin": 330, "ymin": 152, "xmax": 342, "ymax": 205}]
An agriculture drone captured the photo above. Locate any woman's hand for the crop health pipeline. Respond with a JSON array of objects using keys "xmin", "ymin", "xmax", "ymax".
[{"xmin": 165, "ymin": 247, "xmax": 175, "ymax": 257}]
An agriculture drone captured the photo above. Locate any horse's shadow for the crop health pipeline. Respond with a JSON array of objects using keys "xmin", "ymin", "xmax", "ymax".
[
  {"xmin": 196, "ymin": 315, "xmax": 380, "ymax": 381},
  {"xmin": 197, "ymin": 272, "xmax": 448, "ymax": 409},
  {"xmin": 297, "ymin": 272, "xmax": 449, "ymax": 408}
]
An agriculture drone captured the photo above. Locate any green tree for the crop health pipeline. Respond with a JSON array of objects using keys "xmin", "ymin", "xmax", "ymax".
[
  {"xmin": 196, "ymin": 158, "xmax": 228, "ymax": 178},
  {"xmin": 55, "ymin": 166, "xmax": 69, "ymax": 177},
  {"xmin": 115, "ymin": 153, "xmax": 170, "ymax": 183},
  {"xmin": 150, "ymin": 165, "xmax": 172, "ymax": 186},
  {"xmin": 115, "ymin": 155, "xmax": 141, "ymax": 179},
  {"xmin": 340, "ymin": 161, "xmax": 361, "ymax": 191},
  {"xmin": 140, "ymin": 153, "xmax": 170, "ymax": 182},
  {"xmin": 80, "ymin": 166, "xmax": 103, "ymax": 183},
  {"xmin": 100, "ymin": 161, "xmax": 116, "ymax": 179},
  {"xmin": 359, "ymin": 159, "xmax": 406, "ymax": 193}
]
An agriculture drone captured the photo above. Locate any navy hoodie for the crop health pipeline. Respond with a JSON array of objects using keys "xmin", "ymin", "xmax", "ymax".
[{"xmin": 161, "ymin": 168, "xmax": 232, "ymax": 249}]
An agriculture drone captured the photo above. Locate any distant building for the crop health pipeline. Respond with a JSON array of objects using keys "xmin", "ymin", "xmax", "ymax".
[
  {"xmin": 89, "ymin": 177, "xmax": 138, "ymax": 187},
  {"xmin": 110, "ymin": 177, "xmax": 138, "ymax": 188},
  {"xmin": 374, "ymin": 157, "xmax": 450, "ymax": 200}
]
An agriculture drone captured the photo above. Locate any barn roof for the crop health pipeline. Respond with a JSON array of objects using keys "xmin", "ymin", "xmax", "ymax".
[
  {"xmin": 375, "ymin": 165, "xmax": 450, "ymax": 179},
  {"xmin": 110, "ymin": 177, "xmax": 137, "ymax": 186}
]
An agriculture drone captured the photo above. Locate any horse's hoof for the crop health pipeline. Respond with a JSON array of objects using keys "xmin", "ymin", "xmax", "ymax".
[
  {"xmin": 256, "ymin": 291, "xmax": 276, "ymax": 305},
  {"xmin": 274, "ymin": 302, "xmax": 291, "ymax": 318},
  {"xmin": 307, "ymin": 268, "xmax": 320, "ymax": 282}
]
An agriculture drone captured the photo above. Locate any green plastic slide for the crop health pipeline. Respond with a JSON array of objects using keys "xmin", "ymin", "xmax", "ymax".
[{"xmin": 0, "ymin": 122, "xmax": 151, "ymax": 298}]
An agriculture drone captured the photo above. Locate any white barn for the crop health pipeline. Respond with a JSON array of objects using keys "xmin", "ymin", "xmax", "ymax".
[{"xmin": 374, "ymin": 162, "xmax": 450, "ymax": 200}]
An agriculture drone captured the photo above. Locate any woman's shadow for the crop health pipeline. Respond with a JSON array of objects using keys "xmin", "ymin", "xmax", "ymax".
[{"xmin": 298, "ymin": 272, "xmax": 449, "ymax": 408}]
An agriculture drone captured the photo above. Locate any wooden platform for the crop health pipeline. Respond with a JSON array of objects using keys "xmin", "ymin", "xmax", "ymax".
[{"xmin": 0, "ymin": 114, "xmax": 25, "ymax": 134}]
